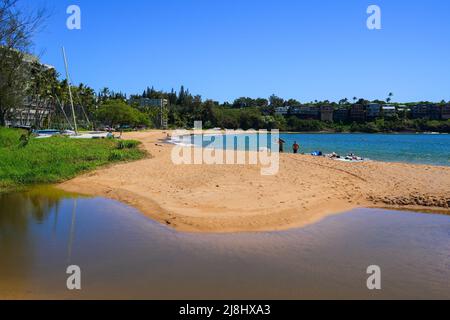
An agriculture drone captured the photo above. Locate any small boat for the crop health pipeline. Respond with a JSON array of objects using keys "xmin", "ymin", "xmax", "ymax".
[
  {"xmin": 62, "ymin": 130, "xmax": 76, "ymax": 136},
  {"xmin": 69, "ymin": 132, "xmax": 113, "ymax": 139},
  {"xmin": 34, "ymin": 129, "xmax": 62, "ymax": 139},
  {"xmin": 34, "ymin": 135, "xmax": 53, "ymax": 139},
  {"xmin": 34, "ymin": 129, "xmax": 61, "ymax": 135}
]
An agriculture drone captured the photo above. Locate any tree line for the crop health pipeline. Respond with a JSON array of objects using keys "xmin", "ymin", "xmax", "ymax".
[{"xmin": 1, "ymin": 0, "xmax": 449, "ymax": 133}]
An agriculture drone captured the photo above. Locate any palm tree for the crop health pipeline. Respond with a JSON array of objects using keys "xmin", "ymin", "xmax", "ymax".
[
  {"xmin": 387, "ymin": 92, "xmax": 393, "ymax": 103},
  {"xmin": 99, "ymin": 87, "xmax": 110, "ymax": 101}
]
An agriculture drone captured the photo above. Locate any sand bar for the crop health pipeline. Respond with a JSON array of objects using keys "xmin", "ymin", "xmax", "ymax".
[{"xmin": 59, "ymin": 131, "xmax": 450, "ymax": 233}]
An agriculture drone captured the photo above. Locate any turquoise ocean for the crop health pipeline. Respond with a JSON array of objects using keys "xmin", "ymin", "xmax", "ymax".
[{"xmin": 177, "ymin": 133, "xmax": 450, "ymax": 166}]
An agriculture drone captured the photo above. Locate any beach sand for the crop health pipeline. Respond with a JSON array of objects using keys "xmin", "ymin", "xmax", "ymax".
[{"xmin": 59, "ymin": 131, "xmax": 450, "ymax": 233}]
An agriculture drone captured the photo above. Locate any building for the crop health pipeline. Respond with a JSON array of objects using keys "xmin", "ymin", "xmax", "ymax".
[
  {"xmin": 4, "ymin": 53, "xmax": 55, "ymax": 128},
  {"xmin": 411, "ymin": 105, "xmax": 428, "ymax": 119},
  {"xmin": 428, "ymin": 104, "xmax": 442, "ymax": 120},
  {"xmin": 320, "ymin": 105, "xmax": 334, "ymax": 122},
  {"xmin": 396, "ymin": 105, "xmax": 410, "ymax": 118},
  {"xmin": 294, "ymin": 105, "xmax": 320, "ymax": 120},
  {"xmin": 382, "ymin": 105, "xmax": 397, "ymax": 118},
  {"xmin": 333, "ymin": 108, "xmax": 349, "ymax": 122},
  {"xmin": 131, "ymin": 98, "xmax": 168, "ymax": 109},
  {"xmin": 366, "ymin": 103, "xmax": 381, "ymax": 119},
  {"xmin": 410, "ymin": 104, "xmax": 443, "ymax": 120},
  {"xmin": 274, "ymin": 106, "xmax": 290, "ymax": 116},
  {"xmin": 397, "ymin": 104, "xmax": 409, "ymax": 114},
  {"xmin": 128, "ymin": 98, "xmax": 169, "ymax": 128},
  {"xmin": 6, "ymin": 101, "xmax": 51, "ymax": 128},
  {"xmin": 350, "ymin": 104, "xmax": 366, "ymax": 122},
  {"xmin": 442, "ymin": 104, "xmax": 450, "ymax": 120}
]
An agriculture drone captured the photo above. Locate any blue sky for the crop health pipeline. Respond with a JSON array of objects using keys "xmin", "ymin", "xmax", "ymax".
[{"xmin": 28, "ymin": 0, "xmax": 450, "ymax": 103}]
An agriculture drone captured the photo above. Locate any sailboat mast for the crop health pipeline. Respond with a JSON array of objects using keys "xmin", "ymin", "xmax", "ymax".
[{"xmin": 62, "ymin": 47, "xmax": 78, "ymax": 135}]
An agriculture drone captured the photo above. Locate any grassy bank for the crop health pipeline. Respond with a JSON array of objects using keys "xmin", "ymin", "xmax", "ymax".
[{"xmin": 0, "ymin": 127, "xmax": 147, "ymax": 193}]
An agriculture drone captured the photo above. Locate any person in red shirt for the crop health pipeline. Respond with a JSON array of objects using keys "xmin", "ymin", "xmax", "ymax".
[{"xmin": 293, "ymin": 141, "xmax": 300, "ymax": 154}]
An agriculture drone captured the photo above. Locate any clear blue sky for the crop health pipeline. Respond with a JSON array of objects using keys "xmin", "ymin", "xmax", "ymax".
[{"xmin": 29, "ymin": 0, "xmax": 450, "ymax": 103}]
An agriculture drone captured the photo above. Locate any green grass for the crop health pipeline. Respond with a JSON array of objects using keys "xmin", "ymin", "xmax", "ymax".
[{"xmin": 0, "ymin": 127, "xmax": 147, "ymax": 193}]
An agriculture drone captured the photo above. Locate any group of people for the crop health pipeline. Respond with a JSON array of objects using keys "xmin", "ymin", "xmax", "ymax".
[{"xmin": 278, "ymin": 139, "xmax": 300, "ymax": 154}]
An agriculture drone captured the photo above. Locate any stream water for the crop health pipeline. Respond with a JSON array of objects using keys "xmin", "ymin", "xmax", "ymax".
[{"xmin": 0, "ymin": 187, "xmax": 449, "ymax": 299}]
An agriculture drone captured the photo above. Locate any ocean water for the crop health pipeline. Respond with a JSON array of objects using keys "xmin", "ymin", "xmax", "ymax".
[
  {"xmin": 177, "ymin": 133, "xmax": 450, "ymax": 166},
  {"xmin": 1, "ymin": 188, "xmax": 450, "ymax": 299},
  {"xmin": 280, "ymin": 133, "xmax": 450, "ymax": 166}
]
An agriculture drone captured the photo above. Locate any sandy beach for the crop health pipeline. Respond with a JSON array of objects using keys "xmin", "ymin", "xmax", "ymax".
[{"xmin": 59, "ymin": 131, "xmax": 450, "ymax": 233}]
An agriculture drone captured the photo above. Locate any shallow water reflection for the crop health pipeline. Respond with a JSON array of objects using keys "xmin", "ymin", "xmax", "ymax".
[{"xmin": 1, "ymin": 188, "xmax": 449, "ymax": 299}]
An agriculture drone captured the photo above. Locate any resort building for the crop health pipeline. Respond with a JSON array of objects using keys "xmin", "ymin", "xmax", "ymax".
[
  {"xmin": 297, "ymin": 105, "xmax": 320, "ymax": 120},
  {"xmin": 128, "ymin": 97, "xmax": 169, "ymax": 128},
  {"xmin": 6, "ymin": 100, "xmax": 51, "ymax": 128},
  {"xmin": 4, "ymin": 54, "xmax": 55, "ymax": 129},
  {"xmin": 350, "ymin": 104, "xmax": 366, "ymax": 122},
  {"xmin": 274, "ymin": 106, "xmax": 290, "ymax": 116},
  {"xmin": 396, "ymin": 105, "xmax": 410, "ymax": 118},
  {"xmin": 411, "ymin": 104, "xmax": 443, "ymax": 120},
  {"xmin": 382, "ymin": 105, "xmax": 397, "ymax": 118},
  {"xmin": 428, "ymin": 104, "xmax": 442, "ymax": 120},
  {"xmin": 411, "ymin": 105, "xmax": 429, "ymax": 119},
  {"xmin": 131, "ymin": 98, "xmax": 169, "ymax": 109},
  {"xmin": 333, "ymin": 108, "xmax": 349, "ymax": 122},
  {"xmin": 289, "ymin": 106, "xmax": 300, "ymax": 116},
  {"xmin": 441, "ymin": 104, "xmax": 450, "ymax": 120},
  {"xmin": 320, "ymin": 105, "xmax": 334, "ymax": 122},
  {"xmin": 366, "ymin": 103, "xmax": 381, "ymax": 119}
]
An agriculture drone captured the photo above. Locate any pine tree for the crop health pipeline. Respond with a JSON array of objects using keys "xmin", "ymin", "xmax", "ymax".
[{"xmin": 177, "ymin": 85, "xmax": 185, "ymax": 105}]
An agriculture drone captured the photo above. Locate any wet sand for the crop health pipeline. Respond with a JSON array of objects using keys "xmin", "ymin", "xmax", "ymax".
[{"xmin": 59, "ymin": 131, "xmax": 450, "ymax": 233}]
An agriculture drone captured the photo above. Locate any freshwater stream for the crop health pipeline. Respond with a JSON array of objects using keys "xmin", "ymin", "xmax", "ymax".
[{"xmin": 1, "ymin": 187, "xmax": 449, "ymax": 299}]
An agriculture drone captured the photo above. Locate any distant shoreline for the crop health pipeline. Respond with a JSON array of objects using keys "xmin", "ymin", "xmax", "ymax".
[
  {"xmin": 169, "ymin": 129, "xmax": 449, "ymax": 135},
  {"xmin": 280, "ymin": 131, "xmax": 449, "ymax": 134}
]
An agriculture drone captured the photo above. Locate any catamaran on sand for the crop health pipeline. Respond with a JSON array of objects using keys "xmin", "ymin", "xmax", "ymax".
[{"xmin": 33, "ymin": 48, "xmax": 113, "ymax": 141}]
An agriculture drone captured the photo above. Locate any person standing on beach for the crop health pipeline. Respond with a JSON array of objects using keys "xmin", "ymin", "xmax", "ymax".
[
  {"xmin": 278, "ymin": 139, "xmax": 286, "ymax": 153},
  {"xmin": 293, "ymin": 141, "xmax": 300, "ymax": 154}
]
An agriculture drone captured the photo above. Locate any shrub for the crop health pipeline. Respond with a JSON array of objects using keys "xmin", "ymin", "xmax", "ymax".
[
  {"xmin": 117, "ymin": 140, "xmax": 140, "ymax": 149},
  {"xmin": 108, "ymin": 150, "xmax": 126, "ymax": 161}
]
